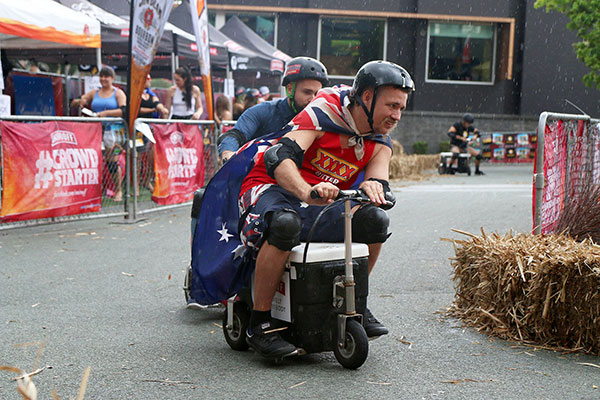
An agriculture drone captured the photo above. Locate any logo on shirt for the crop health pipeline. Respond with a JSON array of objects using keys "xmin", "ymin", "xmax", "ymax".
[{"xmin": 311, "ymin": 149, "xmax": 358, "ymax": 182}]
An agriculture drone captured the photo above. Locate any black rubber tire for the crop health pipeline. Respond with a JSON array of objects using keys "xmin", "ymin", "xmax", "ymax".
[
  {"xmin": 438, "ymin": 163, "xmax": 446, "ymax": 175},
  {"xmin": 223, "ymin": 302, "xmax": 250, "ymax": 351},
  {"xmin": 333, "ymin": 319, "xmax": 369, "ymax": 369}
]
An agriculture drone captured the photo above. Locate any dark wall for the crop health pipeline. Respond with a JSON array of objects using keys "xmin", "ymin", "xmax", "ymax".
[
  {"xmin": 209, "ymin": 0, "xmax": 599, "ymax": 117},
  {"xmin": 520, "ymin": 2, "xmax": 600, "ymax": 116},
  {"xmin": 416, "ymin": 0, "xmax": 513, "ymax": 16},
  {"xmin": 307, "ymin": 0, "xmax": 417, "ymax": 12}
]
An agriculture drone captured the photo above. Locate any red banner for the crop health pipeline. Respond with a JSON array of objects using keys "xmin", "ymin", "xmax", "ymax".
[
  {"xmin": 0, "ymin": 121, "xmax": 103, "ymax": 222},
  {"xmin": 151, "ymin": 123, "xmax": 205, "ymax": 205},
  {"xmin": 538, "ymin": 120, "xmax": 568, "ymax": 233}
]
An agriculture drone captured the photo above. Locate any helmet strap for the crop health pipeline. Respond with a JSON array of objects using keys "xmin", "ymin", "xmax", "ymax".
[
  {"xmin": 355, "ymin": 87, "xmax": 378, "ymax": 133},
  {"xmin": 285, "ymin": 82, "xmax": 299, "ymax": 114}
]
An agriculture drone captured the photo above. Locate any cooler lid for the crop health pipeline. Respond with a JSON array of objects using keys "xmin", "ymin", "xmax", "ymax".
[{"xmin": 288, "ymin": 242, "xmax": 369, "ymax": 264}]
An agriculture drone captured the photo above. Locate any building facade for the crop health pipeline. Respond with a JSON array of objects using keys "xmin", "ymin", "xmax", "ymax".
[{"xmin": 208, "ymin": 0, "xmax": 599, "ymax": 118}]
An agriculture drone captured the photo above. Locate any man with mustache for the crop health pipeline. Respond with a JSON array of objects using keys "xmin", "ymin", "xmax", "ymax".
[{"xmin": 238, "ymin": 60, "xmax": 415, "ymax": 358}]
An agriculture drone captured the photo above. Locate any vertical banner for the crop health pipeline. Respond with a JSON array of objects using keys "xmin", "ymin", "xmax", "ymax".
[
  {"xmin": 127, "ymin": 0, "xmax": 175, "ymax": 134},
  {"xmin": 151, "ymin": 123, "xmax": 205, "ymax": 205},
  {"xmin": 0, "ymin": 121, "xmax": 102, "ymax": 222},
  {"xmin": 189, "ymin": 0, "xmax": 214, "ymax": 120}
]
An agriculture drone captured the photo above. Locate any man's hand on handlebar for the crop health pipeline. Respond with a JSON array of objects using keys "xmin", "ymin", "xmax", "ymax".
[
  {"xmin": 306, "ymin": 182, "xmax": 339, "ymax": 205},
  {"xmin": 359, "ymin": 179, "xmax": 387, "ymax": 206}
]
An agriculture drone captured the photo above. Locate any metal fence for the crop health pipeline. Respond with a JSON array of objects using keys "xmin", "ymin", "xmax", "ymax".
[
  {"xmin": 0, "ymin": 115, "xmax": 130, "ymax": 229},
  {"xmin": 132, "ymin": 118, "xmax": 217, "ymax": 219},
  {"xmin": 533, "ymin": 112, "xmax": 600, "ymax": 234},
  {"xmin": 0, "ymin": 116, "xmax": 219, "ymax": 229}
]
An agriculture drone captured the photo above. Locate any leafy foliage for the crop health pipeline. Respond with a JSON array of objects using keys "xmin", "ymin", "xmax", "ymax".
[{"xmin": 535, "ymin": 0, "xmax": 600, "ymax": 90}]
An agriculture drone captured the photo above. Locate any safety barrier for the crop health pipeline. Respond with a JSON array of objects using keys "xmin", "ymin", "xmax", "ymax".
[
  {"xmin": 533, "ymin": 112, "xmax": 600, "ymax": 234},
  {"xmin": 0, "ymin": 116, "xmax": 220, "ymax": 229},
  {"xmin": 131, "ymin": 118, "xmax": 217, "ymax": 219},
  {"xmin": 0, "ymin": 115, "xmax": 130, "ymax": 229}
]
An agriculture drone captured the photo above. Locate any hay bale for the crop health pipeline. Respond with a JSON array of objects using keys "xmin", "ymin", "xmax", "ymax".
[
  {"xmin": 392, "ymin": 139, "xmax": 405, "ymax": 155},
  {"xmin": 448, "ymin": 230, "xmax": 600, "ymax": 354},
  {"xmin": 389, "ymin": 153, "xmax": 439, "ymax": 180}
]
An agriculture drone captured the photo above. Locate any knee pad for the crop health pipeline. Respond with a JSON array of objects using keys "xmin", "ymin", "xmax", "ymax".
[
  {"xmin": 451, "ymin": 152, "xmax": 460, "ymax": 160},
  {"xmin": 352, "ymin": 205, "xmax": 391, "ymax": 244},
  {"xmin": 476, "ymin": 153, "xmax": 483, "ymax": 161},
  {"xmin": 265, "ymin": 209, "xmax": 302, "ymax": 251}
]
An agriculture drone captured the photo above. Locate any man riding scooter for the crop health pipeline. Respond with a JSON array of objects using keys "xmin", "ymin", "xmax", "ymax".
[
  {"xmin": 218, "ymin": 57, "xmax": 329, "ymax": 163},
  {"xmin": 446, "ymin": 113, "xmax": 484, "ymax": 175},
  {"xmin": 238, "ymin": 61, "xmax": 415, "ymax": 358}
]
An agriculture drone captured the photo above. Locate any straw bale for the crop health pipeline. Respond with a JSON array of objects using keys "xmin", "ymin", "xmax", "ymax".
[
  {"xmin": 392, "ymin": 139, "xmax": 405, "ymax": 155},
  {"xmin": 448, "ymin": 230, "xmax": 600, "ymax": 354},
  {"xmin": 389, "ymin": 140, "xmax": 438, "ymax": 180}
]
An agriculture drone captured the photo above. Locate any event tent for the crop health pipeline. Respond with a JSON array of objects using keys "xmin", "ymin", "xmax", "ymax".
[
  {"xmin": 0, "ymin": 0, "xmax": 100, "ymax": 49},
  {"xmin": 219, "ymin": 16, "xmax": 291, "ymax": 73}
]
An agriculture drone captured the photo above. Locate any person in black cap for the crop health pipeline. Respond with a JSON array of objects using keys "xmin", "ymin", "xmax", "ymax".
[
  {"xmin": 217, "ymin": 57, "xmax": 329, "ymax": 163},
  {"xmin": 446, "ymin": 113, "xmax": 484, "ymax": 175}
]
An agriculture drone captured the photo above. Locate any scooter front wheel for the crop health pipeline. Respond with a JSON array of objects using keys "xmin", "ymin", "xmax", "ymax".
[
  {"xmin": 223, "ymin": 302, "xmax": 250, "ymax": 351},
  {"xmin": 333, "ymin": 319, "xmax": 369, "ymax": 369}
]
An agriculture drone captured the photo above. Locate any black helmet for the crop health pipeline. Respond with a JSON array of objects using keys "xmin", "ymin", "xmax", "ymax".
[
  {"xmin": 281, "ymin": 57, "xmax": 329, "ymax": 87},
  {"xmin": 462, "ymin": 113, "xmax": 474, "ymax": 124},
  {"xmin": 351, "ymin": 60, "xmax": 415, "ymax": 97},
  {"xmin": 351, "ymin": 60, "xmax": 415, "ymax": 132}
]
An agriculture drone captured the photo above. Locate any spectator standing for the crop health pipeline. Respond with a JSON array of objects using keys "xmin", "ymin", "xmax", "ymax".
[
  {"xmin": 164, "ymin": 67, "xmax": 203, "ymax": 120},
  {"xmin": 71, "ymin": 66, "xmax": 126, "ymax": 201}
]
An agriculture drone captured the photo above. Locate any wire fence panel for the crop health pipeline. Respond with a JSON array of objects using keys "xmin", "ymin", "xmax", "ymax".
[
  {"xmin": 0, "ymin": 116, "xmax": 129, "ymax": 230},
  {"xmin": 133, "ymin": 119, "xmax": 217, "ymax": 217},
  {"xmin": 533, "ymin": 113, "xmax": 600, "ymax": 234}
]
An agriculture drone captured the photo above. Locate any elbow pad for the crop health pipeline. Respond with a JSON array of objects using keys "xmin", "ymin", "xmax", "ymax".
[
  {"xmin": 264, "ymin": 137, "xmax": 304, "ymax": 179},
  {"xmin": 217, "ymin": 128, "xmax": 246, "ymax": 148}
]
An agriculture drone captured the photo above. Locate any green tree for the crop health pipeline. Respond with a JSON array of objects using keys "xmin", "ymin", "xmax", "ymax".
[{"xmin": 535, "ymin": 0, "xmax": 600, "ymax": 90}]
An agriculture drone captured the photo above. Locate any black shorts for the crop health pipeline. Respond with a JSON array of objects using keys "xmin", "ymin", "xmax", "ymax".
[{"xmin": 238, "ymin": 185, "xmax": 360, "ymax": 251}]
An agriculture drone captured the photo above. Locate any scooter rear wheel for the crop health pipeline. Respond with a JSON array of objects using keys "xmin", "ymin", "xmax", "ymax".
[
  {"xmin": 223, "ymin": 302, "xmax": 250, "ymax": 351},
  {"xmin": 333, "ymin": 319, "xmax": 369, "ymax": 369}
]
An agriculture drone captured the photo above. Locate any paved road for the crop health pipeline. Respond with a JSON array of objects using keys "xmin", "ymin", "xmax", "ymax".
[{"xmin": 2, "ymin": 164, "xmax": 599, "ymax": 399}]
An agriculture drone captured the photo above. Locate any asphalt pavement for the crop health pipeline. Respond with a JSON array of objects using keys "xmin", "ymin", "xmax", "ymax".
[{"xmin": 2, "ymin": 163, "xmax": 600, "ymax": 399}]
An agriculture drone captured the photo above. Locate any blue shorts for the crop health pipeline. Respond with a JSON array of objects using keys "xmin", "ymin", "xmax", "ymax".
[{"xmin": 239, "ymin": 185, "xmax": 359, "ymax": 251}]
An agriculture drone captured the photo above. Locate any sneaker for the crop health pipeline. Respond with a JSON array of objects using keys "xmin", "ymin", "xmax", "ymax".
[
  {"xmin": 186, "ymin": 298, "xmax": 205, "ymax": 310},
  {"xmin": 364, "ymin": 308, "xmax": 389, "ymax": 338},
  {"xmin": 446, "ymin": 167, "xmax": 456, "ymax": 175},
  {"xmin": 186, "ymin": 299, "xmax": 223, "ymax": 310},
  {"xmin": 475, "ymin": 170, "xmax": 485, "ymax": 175},
  {"xmin": 246, "ymin": 322, "xmax": 297, "ymax": 358}
]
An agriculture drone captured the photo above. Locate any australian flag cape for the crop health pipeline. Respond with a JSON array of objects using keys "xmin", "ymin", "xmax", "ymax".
[{"xmin": 190, "ymin": 86, "xmax": 393, "ymax": 305}]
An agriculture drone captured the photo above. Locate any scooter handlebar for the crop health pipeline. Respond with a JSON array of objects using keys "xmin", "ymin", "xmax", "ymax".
[{"xmin": 309, "ymin": 188, "xmax": 394, "ymax": 209}]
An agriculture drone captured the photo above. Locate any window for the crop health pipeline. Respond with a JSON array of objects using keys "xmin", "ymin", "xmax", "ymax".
[
  {"xmin": 226, "ymin": 14, "xmax": 276, "ymax": 45},
  {"xmin": 427, "ymin": 22, "xmax": 496, "ymax": 84},
  {"xmin": 319, "ymin": 17, "xmax": 385, "ymax": 77}
]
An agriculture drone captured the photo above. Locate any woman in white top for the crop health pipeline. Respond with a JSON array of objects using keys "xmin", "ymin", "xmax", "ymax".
[{"xmin": 164, "ymin": 67, "xmax": 203, "ymax": 120}]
